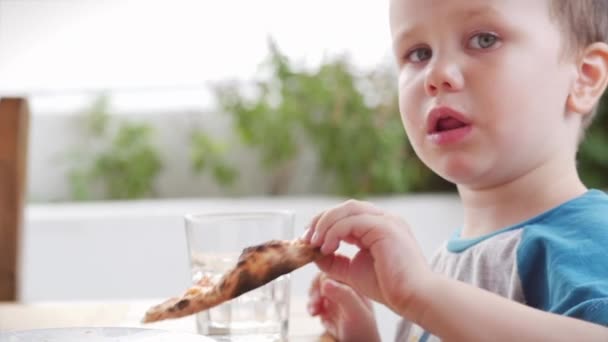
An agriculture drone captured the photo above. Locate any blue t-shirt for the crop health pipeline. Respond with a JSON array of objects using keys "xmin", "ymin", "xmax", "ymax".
[{"xmin": 397, "ymin": 189, "xmax": 608, "ymax": 342}]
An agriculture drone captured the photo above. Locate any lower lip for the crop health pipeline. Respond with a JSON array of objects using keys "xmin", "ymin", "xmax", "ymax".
[{"xmin": 427, "ymin": 125, "xmax": 473, "ymax": 145}]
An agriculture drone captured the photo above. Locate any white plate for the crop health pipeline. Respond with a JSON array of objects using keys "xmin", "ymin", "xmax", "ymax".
[{"xmin": 0, "ymin": 327, "xmax": 215, "ymax": 342}]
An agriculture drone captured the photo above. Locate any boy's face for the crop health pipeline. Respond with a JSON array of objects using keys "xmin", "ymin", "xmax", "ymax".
[{"xmin": 391, "ymin": 0, "xmax": 581, "ymax": 189}]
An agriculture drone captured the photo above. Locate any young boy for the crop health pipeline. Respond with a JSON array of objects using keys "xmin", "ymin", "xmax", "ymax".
[{"xmin": 304, "ymin": 0, "xmax": 608, "ymax": 341}]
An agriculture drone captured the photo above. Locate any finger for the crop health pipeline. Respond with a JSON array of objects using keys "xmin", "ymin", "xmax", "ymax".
[
  {"xmin": 319, "ymin": 297, "xmax": 338, "ymax": 331},
  {"xmin": 302, "ymin": 211, "xmax": 325, "ymax": 242},
  {"xmin": 300, "ymin": 227, "xmax": 312, "ymax": 240},
  {"xmin": 311, "ymin": 200, "xmax": 382, "ymax": 245},
  {"xmin": 321, "ymin": 316, "xmax": 337, "ymax": 338},
  {"xmin": 307, "ymin": 273, "xmax": 324, "ymax": 315},
  {"xmin": 322, "ymin": 297, "xmax": 330, "ymax": 312},
  {"xmin": 307, "ymin": 290, "xmax": 323, "ymax": 316},
  {"xmin": 311, "ymin": 200, "xmax": 383, "ymax": 247},
  {"xmin": 310, "ymin": 211, "xmax": 325, "ymax": 230},
  {"xmin": 322, "ymin": 279, "xmax": 380, "ymax": 342},
  {"xmin": 321, "ymin": 213, "xmax": 388, "ymax": 255},
  {"xmin": 322, "ymin": 278, "xmax": 365, "ymax": 307},
  {"xmin": 315, "ymin": 253, "xmax": 353, "ymax": 285},
  {"xmin": 309, "ymin": 272, "xmax": 322, "ymax": 295},
  {"xmin": 321, "ymin": 278, "xmax": 371, "ymax": 317},
  {"xmin": 307, "ymin": 295, "xmax": 323, "ymax": 316},
  {"xmin": 318, "ymin": 297, "xmax": 336, "ymax": 321}
]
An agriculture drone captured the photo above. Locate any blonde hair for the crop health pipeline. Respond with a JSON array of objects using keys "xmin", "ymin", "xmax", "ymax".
[{"xmin": 550, "ymin": 0, "xmax": 608, "ymax": 129}]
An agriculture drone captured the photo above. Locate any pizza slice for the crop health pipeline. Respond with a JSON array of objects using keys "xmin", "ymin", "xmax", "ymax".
[{"xmin": 142, "ymin": 238, "xmax": 322, "ymax": 323}]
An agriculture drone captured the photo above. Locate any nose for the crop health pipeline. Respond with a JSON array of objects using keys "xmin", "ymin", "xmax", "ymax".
[{"xmin": 424, "ymin": 58, "xmax": 464, "ymax": 96}]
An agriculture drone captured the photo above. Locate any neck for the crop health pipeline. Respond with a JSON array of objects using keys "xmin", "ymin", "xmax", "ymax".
[{"xmin": 457, "ymin": 156, "xmax": 587, "ymax": 238}]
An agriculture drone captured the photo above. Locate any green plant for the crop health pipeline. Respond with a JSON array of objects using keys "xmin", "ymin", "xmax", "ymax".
[
  {"xmin": 578, "ymin": 93, "xmax": 608, "ymax": 189},
  {"xmin": 190, "ymin": 131, "xmax": 238, "ymax": 186},
  {"xmin": 214, "ymin": 40, "xmax": 452, "ymax": 196},
  {"xmin": 213, "ymin": 42, "xmax": 303, "ymax": 195},
  {"xmin": 68, "ymin": 95, "xmax": 163, "ymax": 200}
]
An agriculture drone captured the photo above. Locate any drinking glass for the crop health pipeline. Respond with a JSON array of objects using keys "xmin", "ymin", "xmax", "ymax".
[{"xmin": 184, "ymin": 211, "xmax": 295, "ymax": 342}]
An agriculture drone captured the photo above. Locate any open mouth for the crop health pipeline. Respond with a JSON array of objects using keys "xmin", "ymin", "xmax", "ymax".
[
  {"xmin": 433, "ymin": 117, "xmax": 468, "ymax": 133},
  {"xmin": 425, "ymin": 107, "xmax": 473, "ymax": 145},
  {"xmin": 426, "ymin": 107, "xmax": 472, "ymax": 135}
]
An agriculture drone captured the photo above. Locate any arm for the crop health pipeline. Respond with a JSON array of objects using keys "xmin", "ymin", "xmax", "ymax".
[
  {"xmin": 305, "ymin": 199, "xmax": 608, "ymax": 342},
  {"xmin": 406, "ymin": 273, "xmax": 608, "ymax": 342}
]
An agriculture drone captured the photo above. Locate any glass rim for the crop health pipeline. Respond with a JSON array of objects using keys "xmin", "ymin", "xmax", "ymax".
[{"xmin": 184, "ymin": 210, "xmax": 295, "ymax": 223}]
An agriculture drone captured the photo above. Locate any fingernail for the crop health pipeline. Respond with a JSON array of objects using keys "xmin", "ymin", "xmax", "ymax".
[
  {"xmin": 321, "ymin": 298, "xmax": 330, "ymax": 310},
  {"xmin": 310, "ymin": 291, "xmax": 319, "ymax": 303},
  {"xmin": 322, "ymin": 278, "xmax": 338, "ymax": 294},
  {"xmin": 324, "ymin": 278, "xmax": 338, "ymax": 289},
  {"xmin": 311, "ymin": 232, "xmax": 320, "ymax": 245},
  {"xmin": 320, "ymin": 242, "xmax": 329, "ymax": 255},
  {"xmin": 307, "ymin": 302, "xmax": 317, "ymax": 315}
]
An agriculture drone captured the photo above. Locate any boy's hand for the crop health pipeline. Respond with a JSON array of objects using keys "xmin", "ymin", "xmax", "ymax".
[
  {"xmin": 303, "ymin": 200, "xmax": 432, "ymax": 317},
  {"xmin": 307, "ymin": 272, "xmax": 380, "ymax": 342}
]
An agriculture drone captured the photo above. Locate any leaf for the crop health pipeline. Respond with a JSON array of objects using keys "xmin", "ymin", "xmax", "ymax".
[{"xmin": 66, "ymin": 95, "xmax": 164, "ymax": 200}]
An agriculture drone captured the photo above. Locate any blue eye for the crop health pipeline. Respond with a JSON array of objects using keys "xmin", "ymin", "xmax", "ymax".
[
  {"xmin": 405, "ymin": 47, "xmax": 432, "ymax": 63},
  {"xmin": 468, "ymin": 32, "xmax": 500, "ymax": 49}
]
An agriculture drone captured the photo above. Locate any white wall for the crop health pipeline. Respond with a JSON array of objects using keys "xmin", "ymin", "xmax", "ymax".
[
  {"xmin": 21, "ymin": 195, "xmax": 463, "ymax": 341},
  {"xmin": 27, "ymin": 106, "xmax": 328, "ymax": 202}
]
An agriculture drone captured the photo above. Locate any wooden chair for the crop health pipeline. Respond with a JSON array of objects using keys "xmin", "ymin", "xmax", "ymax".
[{"xmin": 0, "ymin": 98, "xmax": 29, "ymax": 301}]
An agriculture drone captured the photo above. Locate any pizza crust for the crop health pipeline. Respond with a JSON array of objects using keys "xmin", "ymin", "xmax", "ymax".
[{"xmin": 142, "ymin": 239, "xmax": 322, "ymax": 323}]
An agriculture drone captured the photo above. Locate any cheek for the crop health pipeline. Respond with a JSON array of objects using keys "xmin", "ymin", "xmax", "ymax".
[
  {"xmin": 473, "ymin": 56, "xmax": 535, "ymax": 121},
  {"xmin": 477, "ymin": 87, "xmax": 534, "ymax": 158},
  {"xmin": 473, "ymin": 65, "xmax": 572, "ymax": 176},
  {"xmin": 489, "ymin": 47, "xmax": 570, "ymax": 120},
  {"xmin": 487, "ymin": 63, "xmax": 569, "ymax": 140},
  {"xmin": 397, "ymin": 74, "xmax": 425, "ymax": 139}
]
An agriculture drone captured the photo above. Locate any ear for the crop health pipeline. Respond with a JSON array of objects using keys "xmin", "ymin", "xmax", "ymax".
[{"xmin": 567, "ymin": 42, "xmax": 608, "ymax": 115}]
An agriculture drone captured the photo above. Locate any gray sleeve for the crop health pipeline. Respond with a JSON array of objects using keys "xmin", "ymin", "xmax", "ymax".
[{"xmin": 394, "ymin": 318, "xmax": 412, "ymax": 342}]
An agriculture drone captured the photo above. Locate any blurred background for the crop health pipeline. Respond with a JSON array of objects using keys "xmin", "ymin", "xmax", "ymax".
[
  {"xmin": 1, "ymin": 0, "xmax": 607, "ymax": 339},
  {"xmin": 2, "ymin": 0, "xmax": 606, "ymax": 202}
]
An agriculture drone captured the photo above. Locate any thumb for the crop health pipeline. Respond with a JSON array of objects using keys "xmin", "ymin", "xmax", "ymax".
[{"xmin": 316, "ymin": 253, "xmax": 352, "ymax": 286}]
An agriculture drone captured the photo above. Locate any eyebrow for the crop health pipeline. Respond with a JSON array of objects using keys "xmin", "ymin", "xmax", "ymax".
[
  {"xmin": 460, "ymin": 5, "xmax": 500, "ymax": 21},
  {"xmin": 392, "ymin": 5, "xmax": 500, "ymax": 47}
]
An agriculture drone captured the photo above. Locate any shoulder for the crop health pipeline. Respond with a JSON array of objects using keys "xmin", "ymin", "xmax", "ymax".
[
  {"xmin": 516, "ymin": 190, "xmax": 608, "ymax": 324},
  {"xmin": 519, "ymin": 189, "xmax": 608, "ymax": 251}
]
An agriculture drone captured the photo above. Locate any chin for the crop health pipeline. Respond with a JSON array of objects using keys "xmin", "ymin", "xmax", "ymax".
[{"xmin": 431, "ymin": 155, "xmax": 485, "ymax": 185}]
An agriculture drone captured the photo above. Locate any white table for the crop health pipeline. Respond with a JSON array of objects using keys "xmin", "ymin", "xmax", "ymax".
[{"xmin": 0, "ymin": 297, "xmax": 334, "ymax": 341}]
